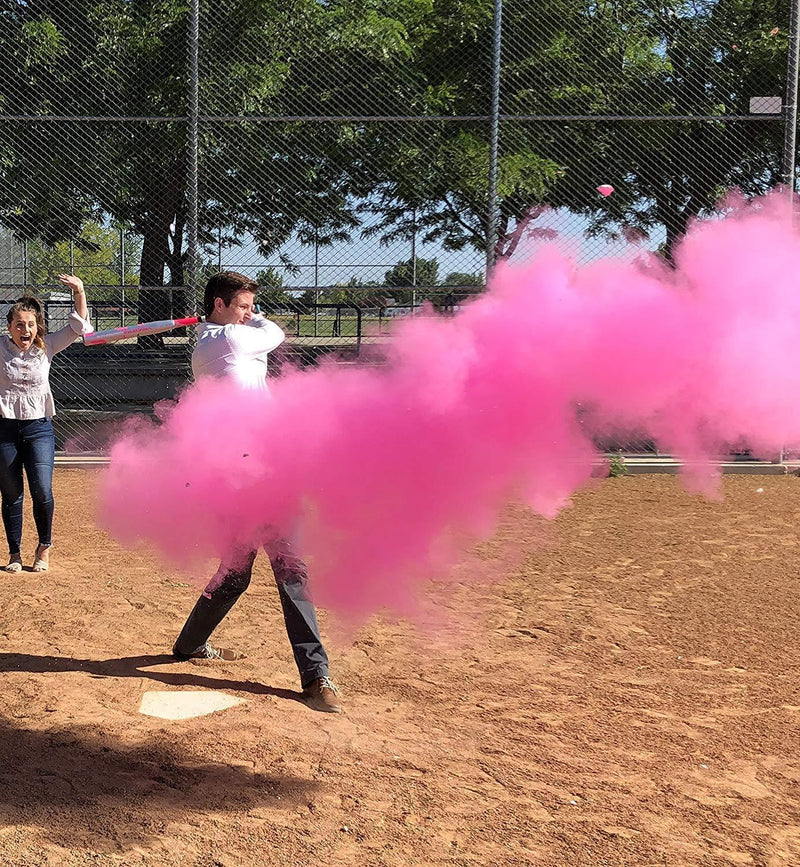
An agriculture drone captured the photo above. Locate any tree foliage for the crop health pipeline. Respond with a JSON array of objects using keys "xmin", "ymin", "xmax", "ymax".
[
  {"xmin": 27, "ymin": 221, "xmax": 140, "ymax": 289},
  {"xmin": 360, "ymin": 0, "xmax": 788, "ymax": 261},
  {"xmin": 0, "ymin": 0, "xmax": 791, "ymax": 324}
]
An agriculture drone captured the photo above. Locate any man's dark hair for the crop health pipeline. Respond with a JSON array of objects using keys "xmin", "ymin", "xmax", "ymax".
[{"xmin": 203, "ymin": 271, "xmax": 258, "ymax": 318}]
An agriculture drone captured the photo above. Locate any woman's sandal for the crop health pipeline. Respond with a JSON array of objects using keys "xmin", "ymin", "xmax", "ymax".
[
  {"xmin": 3, "ymin": 559, "xmax": 22, "ymax": 573},
  {"xmin": 32, "ymin": 545, "xmax": 50, "ymax": 573}
]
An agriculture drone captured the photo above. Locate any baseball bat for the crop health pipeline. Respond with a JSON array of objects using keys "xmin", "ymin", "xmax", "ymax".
[{"xmin": 83, "ymin": 316, "xmax": 201, "ymax": 346}]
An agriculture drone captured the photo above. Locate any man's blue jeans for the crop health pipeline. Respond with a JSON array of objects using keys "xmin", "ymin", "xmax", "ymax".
[
  {"xmin": 172, "ymin": 537, "xmax": 331, "ymax": 688},
  {"xmin": 0, "ymin": 418, "xmax": 55, "ymax": 556}
]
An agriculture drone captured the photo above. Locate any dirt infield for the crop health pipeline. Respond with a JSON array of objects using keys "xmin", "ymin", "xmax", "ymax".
[{"xmin": 0, "ymin": 470, "xmax": 799, "ymax": 866}]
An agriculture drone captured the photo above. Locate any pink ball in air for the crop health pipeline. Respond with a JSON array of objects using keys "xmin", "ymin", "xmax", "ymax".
[{"xmin": 597, "ymin": 184, "xmax": 614, "ymax": 197}]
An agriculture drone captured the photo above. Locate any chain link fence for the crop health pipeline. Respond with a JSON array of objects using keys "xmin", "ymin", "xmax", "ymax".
[{"xmin": 0, "ymin": 0, "xmax": 797, "ymax": 453}]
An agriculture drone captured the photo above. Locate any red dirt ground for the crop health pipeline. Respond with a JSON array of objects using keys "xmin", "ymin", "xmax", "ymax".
[{"xmin": 0, "ymin": 469, "xmax": 799, "ymax": 866}]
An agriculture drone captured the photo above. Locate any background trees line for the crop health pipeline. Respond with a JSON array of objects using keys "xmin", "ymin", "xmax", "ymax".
[
  {"xmin": 0, "ymin": 0, "xmax": 791, "ymax": 317},
  {"xmin": 254, "ymin": 258, "xmax": 483, "ymax": 308},
  {"xmin": 5, "ymin": 223, "xmax": 478, "ymax": 308}
]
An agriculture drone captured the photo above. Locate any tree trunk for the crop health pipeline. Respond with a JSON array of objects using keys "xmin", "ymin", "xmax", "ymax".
[
  {"xmin": 138, "ymin": 165, "xmax": 183, "ymax": 346},
  {"xmin": 663, "ymin": 208, "xmax": 693, "ymax": 265},
  {"xmin": 167, "ymin": 217, "xmax": 188, "ymax": 320}
]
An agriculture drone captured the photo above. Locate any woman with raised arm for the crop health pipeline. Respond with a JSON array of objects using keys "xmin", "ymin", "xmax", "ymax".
[{"xmin": 0, "ymin": 274, "xmax": 93, "ymax": 573}]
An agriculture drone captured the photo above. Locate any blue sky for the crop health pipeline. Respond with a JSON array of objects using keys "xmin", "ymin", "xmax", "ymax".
[{"xmin": 214, "ymin": 206, "xmax": 668, "ymax": 289}]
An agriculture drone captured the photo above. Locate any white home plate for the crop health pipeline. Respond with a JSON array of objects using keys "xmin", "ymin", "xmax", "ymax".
[{"xmin": 139, "ymin": 690, "xmax": 246, "ymax": 720}]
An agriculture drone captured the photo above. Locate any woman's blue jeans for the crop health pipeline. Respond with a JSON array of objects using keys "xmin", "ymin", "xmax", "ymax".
[{"xmin": 0, "ymin": 418, "xmax": 55, "ymax": 556}]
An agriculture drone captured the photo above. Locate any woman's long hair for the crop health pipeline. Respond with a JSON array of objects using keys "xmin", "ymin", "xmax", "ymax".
[{"xmin": 7, "ymin": 296, "xmax": 46, "ymax": 351}]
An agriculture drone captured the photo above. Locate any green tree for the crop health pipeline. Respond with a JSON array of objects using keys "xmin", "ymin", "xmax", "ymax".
[
  {"xmin": 384, "ymin": 256, "xmax": 439, "ymax": 287},
  {"xmin": 299, "ymin": 280, "xmax": 365, "ymax": 307},
  {"xmin": 362, "ymin": 0, "xmax": 788, "ymax": 262},
  {"xmin": 316, "ymin": 276, "xmax": 371, "ymax": 305},
  {"xmin": 438, "ymin": 270, "xmax": 483, "ymax": 308},
  {"xmin": 383, "ymin": 255, "xmax": 439, "ymax": 304},
  {"xmin": 27, "ymin": 222, "xmax": 140, "ymax": 293},
  {"xmin": 443, "ymin": 271, "xmax": 482, "ymax": 286},
  {"xmin": 0, "ymin": 0, "xmax": 789, "ymax": 316},
  {"xmin": 0, "ymin": 0, "xmax": 423, "ymax": 321},
  {"xmin": 255, "ymin": 267, "xmax": 294, "ymax": 306},
  {"xmin": 569, "ymin": 0, "xmax": 787, "ymax": 258},
  {"xmin": 255, "ymin": 268, "xmax": 284, "ymax": 289}
]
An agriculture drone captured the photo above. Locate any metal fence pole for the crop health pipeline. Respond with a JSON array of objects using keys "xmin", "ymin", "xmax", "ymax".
[
  {"xmin": 120, "ymin": 227, "xmax": 126, "ymax": 325},
  {"xmin": 775, "ymin": 0, "xmax": 800, "ymax": 465},
  {"xmin": 187, "ymin": 0, "xmax": 200, "ymax": 305},
  {"xmin": 785, "ymin": 0, "xmax": 800, "ymax": 195},
  {"xmin": 411, "ymin": 207, "xmax": 417, "ymax": 315},
  {"xmin": 314, "ymin": 227, "xmax": 319, "ymax": 337},
  {"xmin": 486, "ymin": 0, "xmax": 503, "ymax": 280}
]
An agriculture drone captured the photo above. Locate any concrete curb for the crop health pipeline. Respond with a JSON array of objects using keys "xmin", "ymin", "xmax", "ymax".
[
  {"xmin": 620, "ymin": 459, "xmax": 791, "ymax": 475},
  {"xmin": 55, "ymin": 455, "xmax": 108, "ymax": 468},
  {"xmin": 54, "ymin": 454, "xmax": 800, "ymax": 475}
]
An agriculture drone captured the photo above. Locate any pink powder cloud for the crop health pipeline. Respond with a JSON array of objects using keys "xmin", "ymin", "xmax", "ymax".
[{"xmin": 99, "ymin": 192, "xmax": 800, "ymax": 616}]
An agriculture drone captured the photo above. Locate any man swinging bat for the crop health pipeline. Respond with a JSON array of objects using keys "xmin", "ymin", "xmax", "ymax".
[{"xmin": 170, "ymin": 271, "xmax": 343, "ymax": 714}]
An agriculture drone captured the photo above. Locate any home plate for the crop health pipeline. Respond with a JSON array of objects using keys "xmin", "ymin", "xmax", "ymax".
[{"xmin": 139, "ymin": 690, "xmax": 247, "ymax": 720}]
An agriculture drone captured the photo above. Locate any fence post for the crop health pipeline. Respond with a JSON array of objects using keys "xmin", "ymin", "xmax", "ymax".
[
  {"xmin": 120, "ymin": 227, "xmax": 126, "ymax": 325},
  {"xmin": 486, "ymin": 0, "xmax": 503, "ymax": 280},
  {"xmin": 314, "ymin": 227, "xmax": 319, "ymax": 337},
  {"xmin": 187, "ymin": 0, "xmax": 200, "ymax": 306},
  {"xmin": 411, "ymin": 207, "xmax": 417, "ymax": 316},
  {"xmin": 785, "ymin": 0, "xmax": 800, "ymax": 196},
  {"xmin": 776, "ymin": 0, "xmax": 800, "ymax": 464}
]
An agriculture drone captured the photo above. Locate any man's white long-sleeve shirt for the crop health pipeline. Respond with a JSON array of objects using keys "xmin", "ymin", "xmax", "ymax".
[{"xmin": 191, "ymin": 316, "xmax": 286, "ymax": 391}]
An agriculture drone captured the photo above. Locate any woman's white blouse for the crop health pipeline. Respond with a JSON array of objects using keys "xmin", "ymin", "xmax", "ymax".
[{"xmin": 0, "ymin": 311, "xmax": 94, "ymax": 420}]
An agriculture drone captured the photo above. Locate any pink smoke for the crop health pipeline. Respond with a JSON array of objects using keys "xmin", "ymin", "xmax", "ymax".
[{"xmin": 99, "ymin": 192, "xmax": 800, "ymax": 616}]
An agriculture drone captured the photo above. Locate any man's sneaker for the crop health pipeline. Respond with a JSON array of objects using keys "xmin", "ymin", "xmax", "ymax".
[
  {"xmin": 172, "ymin": 643, "xmax": 247, "ymax": 662},
  {"xmin": 303, "ymin": 676, "xmax": 343, "ymax": 713}
]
